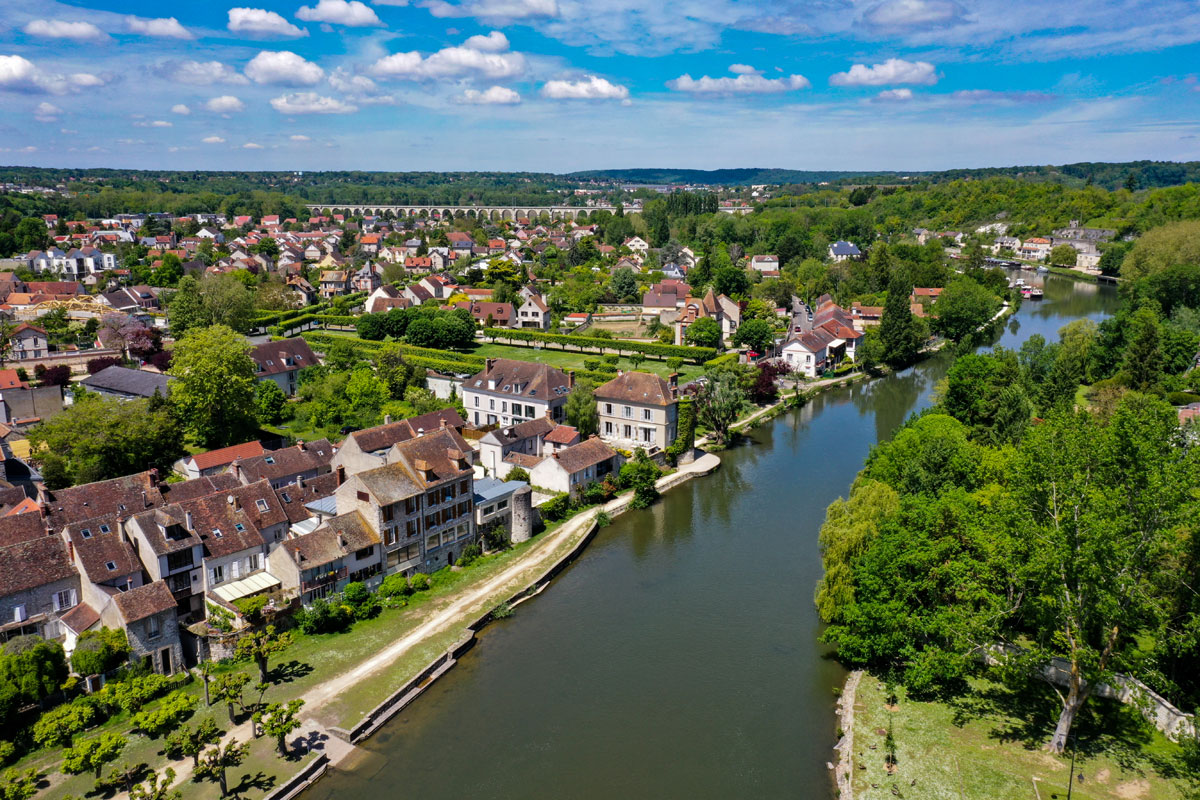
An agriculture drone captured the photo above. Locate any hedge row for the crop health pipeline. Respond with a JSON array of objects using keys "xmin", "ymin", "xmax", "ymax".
[
  {"xmin": 254, "ymin": 304, "xmax": 330, "ymax": 327},
  {"xmin": 704, "ymin": 352, "xmax": 738, "ymax": 369},
  {"xmin": 482, "ymin": 328, "xmax": 715, "ymax": 363}
]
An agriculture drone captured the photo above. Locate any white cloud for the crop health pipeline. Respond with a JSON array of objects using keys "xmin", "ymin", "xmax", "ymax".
[
  {"xmin": 729, "ymin": 64, "xmax": 758, "ymax": 75},
  {"xmin": 0, "ymin": 54, "xmax": 105, "ymax": 95},
  {"xmin": 246, "ymin": 51, "xmax": 325, "ymax": 86},
  {"xmin": 290, "ymin": 134, "xmax": 311, "ymax": 141},
  {"xmin": 830, "ymin": 58, "xmax": 938, "ymax": 87},
  {"xmin": 270, "ymin": 91, "xmax": 358, "ymax": 113},
  {"xmin": 23, "ymin": 20, "xmax": 107, "ymax": 41},
  {"xmin": 875, "ymin": 88, "xmax": 914, "ymax": 101},
  {"xmin": 243, "ymin": 142, "xmax": 265, "ymax": 149},
  {"xmin": 462, "ymin": 31, "xmax": 510, "ymax": 52},
  {"xmin": 126, "ymin": 16, "xmax": 193, "ymax": 39},
  {"xmin": 205, "ymin": 95, "xmax": 246, "ymax": 112},
  {"xmin": 34, "ymin": 101, "xmax": 61, "ymax": 122},
  {"xmin": 170, "ymin": 61, "xmax": 249, "ymax": 85},
  {"xmin": 420, "ymin": 0, "xmax": 559, "ymax": 22},
  {"xmin": 171, "ymin": 103, "xmax": 191, "ymax": 115},
  {"xmin": 296, "ymin": 0, "xmax": 382, "ymax": 26},
  {"xmin": 667, "ymin": 69, "xmax": 810, "ymax": 95},
  {"xmin": 541, "ymin": 75, "xmax": 628, "ymax": 100},
  {"xmin": 459, "ymin": 85, "xmax": 520, "ymax": 104},
  {"xmin": 152, "ymin": 120, "xmax": 173, "ymax": 127},
  {"xmin": 202, "ymin": 135, "xmax": 226, "ymax": 143},
  {"xmin": 60, "ymin": 128, "xmax": 77, "ymax": 135},
  {"xmin": 328, "ymin": 69, "xmax": 395, "ymax": 104},
  {"xmin": 228, "ymin": 8, "xmax": 308, "ymax": 37},
  {"xmin": 370, "ymin": 35, "xmax": 525, "ymax": 80},
  {"xmin": 861, "ymin": 0, "xmax": 964, "ymax": 29}
]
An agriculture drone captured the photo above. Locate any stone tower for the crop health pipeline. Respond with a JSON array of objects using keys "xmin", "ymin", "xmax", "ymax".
[{"xmin": 510, "ymin": 485, "xmax": 533, "ymax": 544}]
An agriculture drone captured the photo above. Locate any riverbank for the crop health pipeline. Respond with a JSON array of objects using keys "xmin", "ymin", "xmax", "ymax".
[{"xmin": 837, "ymin": 672, "xmax": 1188, "ymax": 800}]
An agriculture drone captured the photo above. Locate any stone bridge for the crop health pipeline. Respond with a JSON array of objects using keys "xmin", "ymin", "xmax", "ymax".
[{"xmin": 306, "ymin": 204, "xmax": 619, "ymax": 221}]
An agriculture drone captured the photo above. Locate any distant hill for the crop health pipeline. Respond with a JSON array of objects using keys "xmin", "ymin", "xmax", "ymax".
[{"xmin": 569, "ymin": 161, "xmax": 1200, "ymax": 191}]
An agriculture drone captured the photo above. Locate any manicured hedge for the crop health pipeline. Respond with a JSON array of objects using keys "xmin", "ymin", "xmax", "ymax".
[
  {"xmin": 482, "ymin": 328, "xmax": 715, "ymax": 364},
  {"xmin": 703, "ymin": 352, "xmax": 738, "ymax": 369}
]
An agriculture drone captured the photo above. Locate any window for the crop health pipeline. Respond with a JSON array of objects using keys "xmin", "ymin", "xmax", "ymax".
[
  {"xmin": 211, "ymin": 528, "xmax": 222, "ymax": 538},
  {"xmin": 53, "ymin": 589, "xmax": 76, "ymax": 611},
  {"xmin": 623, "ymin": 406, "xmax": 633, "ymax": 418},
  {"xmin": 356, "ymin": 545, "xmax": 375, "ymax": 559},
  {"xmin": 643, "ymin": 409, "xmax": 652, "ymax": 421},
  {"xmin": 604, "ymin": 422, "xmax": 613, "ymax": 435},
  {"xmin": 231, "ymin": 560, "xmax": 240, "ymax": 579},
  {"xmin": 281, "ymin": 491, "xmax": 292, "ymax": 503},
  {"xmin": 405, "ymin": 497, "xmax": 419, "ymax": 515},
  {"xmin": 105, "ymin": 561, "xmax": 118, "ymax": 572},
  {"xmin": 12, "ymin": 605, "xmax": 25, "ymax": 623},
  {"xmin": 81, "ymin": 528, "xmax": 92, "ymax": 539},
  {"xmin": 459, "ymin": 479, "xmax": 469, "ymax": 494},
  {"xmin": 166, "ymin": 550, "xmax": 193, "ymax": 572},
  {"xmin": 624, "ymin": 425, "xmax": 632, "ymax": 439},
  {"xmin": 605, "ymin": 403, "xmax": 613, "ymax": 415},
  {"xmin": 426, "ymin": 490, "xmax": 439, "ymax": 507},
  {"xmin": 502, "ymin": 401, "xmax": 508, "ymax": 413},
  {"xmin": 427, "ymin": 534, "xmax": 440, "ymax": 550},
  {"xmin": 264, "ymin": 456, "xmax": 275, "ymax": 465},
  {"xmin": 483, "ymin": 504, "xmax": 495, "ymax": 515},
  {"xmin": 210, "ymin": 565, "xmax": 224, "ymax": 585},
  {"xmin": 474, "ymin": 396, "xmax": 480, "ymax": 407},
  {"xmin": 497, "ymin": 499, "xmax": 508, "ymax": 511},
  {"xmin": 406, "ymin": 519, "xmax": 420, "ymax": 537},
  {"xmin": 147, "ymin": 615, "xmax": 161, "ymax": 640},
  {"xmin": 247, "ymin": 554, "xmax": 260, "ymax": 571},
  {"xmin": 256, "ymin": 499, "xmax": 269, "ymax": 512},
  {"xmin": 382, "ymin": 504, "xmax": 394, "ymax": 522},
  {"xmin": 489, "ymin": 399, "xmax": 495, "ymax": 410},
  {"xmin": 235, "ymin": 523, "xmax": 245, "ymax": 532}
]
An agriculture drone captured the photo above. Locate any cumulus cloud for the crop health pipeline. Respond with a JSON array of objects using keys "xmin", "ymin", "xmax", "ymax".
[
  {"xmin": 171, "ymin": 103, "xmax": 191, "ymax": 114},
  {"xmin": 24, "ymin": 19, "xmax": 107, "ymax": 41},
  {"xmin": 459, "ymin": 85, "xmax": 520, "ymax": 104},
  {"xmin": 126, "ymin": 16, "xmax": 193, "ymax": 38},
  {"xmin": 370, "ymin": 35, "xmax": 525, "ymax": 80},
  {"xmin": 228, "ymin": 8, "xmax": 308, "ymax": 37},
  {"xmin": 541, "ymin": 75, "xmax": 628, "ymax": 100},
  {"xmin": 0, "ymin": 54, "xmax": 106, "ymax": 95},
  {"xmin": 328, "ymin": 69, "xmax": 395, "ymax": 104},
  {"xmin": 874, "ymin": 88, "xmax": 914, "ymax": 101},
  {"xmin": 270, "ymin": 91, "xmax": 358, "ymax": 114},
  {"xmin": 861, "ymin": 0, "xmax": 964, "ymax": 29},
  {"xmin": 420, "ymin": 0, "xmax": 559, "ymax": 22},
  {"xmin": 202, "ymin": 135, "xmax": 226, "ymax": 143},
  {"xmin": 170, "ymin": 61, "xmax": 247, "ymax": 87},
  {"xmin": 667, "ymin": 68, "xmax": 810, "ymax": 95},
  {"xmin": 243, "ymin": 142, "xmax": 265, "ymax": 149},
  {"xmin": 135, "ymin": 119, "xmax": 174, "ymax": 127},
  {"xmin": 290, "ymin": 134, "xmax": 311, "ymax": 141},
  {"xmin": 296, "ymin": 0, "xmax": 383, "ymax": 26},
  {"xmin": 34, "ymin": 101, "xmax": 61, "ymax": 122},
  {"xmin": 830, "ymin": 58, "xmax": 939, "ymax": 86},
  {"xmin": 205, "ymin": 95, "xmax": 246, "ymax": 112},
  {"xmin": 462, "ymin": 31, "xmax": 510, "ymax": 52},
  {"xmin": 245, "ymin": 51, "xmax": 325, "ymax": 86}
]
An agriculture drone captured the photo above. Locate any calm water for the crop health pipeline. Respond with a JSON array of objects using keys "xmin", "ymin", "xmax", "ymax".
[{"xmin": 306, "ymin": 272, "xmax": 1119, "ymax": 800}]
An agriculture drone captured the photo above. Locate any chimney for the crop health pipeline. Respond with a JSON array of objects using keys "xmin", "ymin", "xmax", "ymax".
[
  {"xmin": 384, "ymin": 414, "xmax": 392, "ymax": 425},
  {"xmin": 67, "ymin": 540, "xmax": 74, "ymax": 563},
  {"xmin": 118, "ymin": 517, "xmax": 128, "ymax": 542},
  {"xmin": 440, "ymin": 417, "xmax": 447, "ymax": 429},
  {"xmin": 337, "ymin": 531, "xmax": 346, "ymax": 549},
  {"xmin": 568, "ymin": 371, "xmax": 576, "ymax": 389},
  {"xmin": 336, "ymin": 465, "xmax": 345, "ymax": 486},
  {"xmin": 297, "ymin": 476, "xmax": 305, "ymax": 489},
  {"xmin": 37, "ymin": 500, "xmax": 48, "ymax": 519},
  {"xmin": 669, "ymin": 372, "xmax": 678, "ymax": 389},
  {"xmin": 228, "ymin": 494, "xmax": 240, "ymax": 511},
  {"xmin": 231, "ymin": 460, "xmax": 242, "ymax": 483},
  {"xmin": 185, "ymin": 510, "xmax": 194, "ymax": 531},
  {"xmin": 141, "ymin": 490, "xmax": 149, "ymax": 509},
  {"xmin": 485, "ymin": 357, "xmax": 496, "ymax": 372},
  {"xmin": 297, "ymin": 440, "xmax": 306, "ymax": 451}
]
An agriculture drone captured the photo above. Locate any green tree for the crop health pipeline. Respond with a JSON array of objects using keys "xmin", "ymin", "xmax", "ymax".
[
  {"xmin": 930, "ymin": 279, "xmax": 999, "ymax": 342},
  {"xmin": 565, "ymin": 381, "xmax": 598, "ymax": 437},
  {"xmin": 815, "ymin": 480, "xmax": 900, "ymax": 624},
  {"xmin": 171, "ymin": 325, "xmax": 258, "ymax": 448},
  {"xmin": 165, "ymin": 719, "xmax": 222, "ymax": 768},
  {"xmin": 609, "ymin": 268, "xmax": 638, "ymax": 302},
  {"xmin": 255, "ymin": 380, "xmax": 287, "ymax": 425},
  {"xmin": 878, "ymin": 273, "xmax": 923, "ymax": 367},
  {"xmin": 355, "ymin": 314, "xmax": 388, "ymax": 341},
  {"xmin": 132, "ymin": 691, "xmax": 197, "ymax": 738},
  {"xmin": 234, "ymin": 626, "xmax": 293, "ymax": 683},
  {"xmin": 375, "ymin": 344, "xmax": 416, "ymax": 399},
  {"xmin": 684, "ymin": 317, "xmax": 722, "ymax": 349},
  {"xmin": 0, "ymin": 636, "xmax": 67, "ymax": 714},
  {"xmin": 167, "ymin": 275, "xmax": 256, "ymax": 336},
  {"xmin": 213, "ymin": 673, "xmax": 249, "ymax": 724},
  {"xmin": 13, "ymin": 219, "xmax": 49, "ymax": 253},
  {"xmin": 732, "ymin": 319, "xmax": 774, "ymax": 354},
  {"xmin": 1121, "ymin": 307, "xmax": 1164, "ymax": 393},
  {"xmin": 70, "ymin": 629, "xmax": 129, "ymax": 677},
  {"xmin": 260, "ymin": 699, "xmax": 304, "ymax": 757},
  {"xmin": 1049, "ymin": 244, "xmax": 1078, "ymax": 267},
  {"xmin": 62, "ymin": 733, "xmax": 126, "ymax": 779},
  {"xmin": 195, "ymin": 740, "xmax": 248, "ymax": 798},
  {"xmin": 31, "ymin": 395, "xmax": 185, "ymax": 489},
  {"xmin": 694, "ymin": 369, "xmax": 748, "ymax": 446},
  {"xmin": 0, "ymin": 769, "xmax": 39, "ymax": 800},
  {"xmin": 129, "ymin": 767, "xmax": 181, "ymax": 800}
]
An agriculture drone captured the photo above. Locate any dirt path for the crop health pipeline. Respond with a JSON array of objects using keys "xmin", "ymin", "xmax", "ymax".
[{"xmin": 834, "ymin": 670, "xmax": 864, "ymax": 799}]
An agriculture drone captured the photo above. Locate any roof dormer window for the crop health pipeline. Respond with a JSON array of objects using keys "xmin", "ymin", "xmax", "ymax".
[
  {"xmin": 99, "ymin": 524, "xmax": 110, "ymax": 534},
  {"xmin": 256, "ymin": 499, "xmax": 269, "ymax": 512},
  {"xmin": 81, "ymin": 528, "xmax": 92, "ymax": 539},
  {"xmin": 212, "ymin": 528, "xmax": 222, "ymax": 538},
  {"xmin": 105, "ymin": 561, "xmax": 117, "ymax": 571}
]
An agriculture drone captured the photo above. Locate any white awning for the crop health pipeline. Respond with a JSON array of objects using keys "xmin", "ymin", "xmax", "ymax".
[
  {"xmin": 212, "ymin": 572, "xmax": 281, "ymax": 604},
  {"xmin": 828, "ymin": 338, "xmax": 846, "ymax": 348}
]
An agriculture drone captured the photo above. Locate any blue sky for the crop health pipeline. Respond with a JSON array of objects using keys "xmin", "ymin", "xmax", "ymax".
[{"xmin": 1, "ymin": 0, "xmax": 1199, "ymax": 172}]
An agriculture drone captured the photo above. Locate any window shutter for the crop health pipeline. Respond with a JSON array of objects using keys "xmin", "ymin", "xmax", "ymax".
[
  {"xmin": 69, "ymin": 589, "xmax": 77, "ymax": 607},
  {"xmin": 231, "ymin": 560, "xmax": 240, "ymax": 579}
]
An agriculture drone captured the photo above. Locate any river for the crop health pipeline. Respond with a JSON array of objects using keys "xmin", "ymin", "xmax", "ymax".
[{"xmin": 304, "ymin": 271, "xmax": 1120, "ymax": 800}]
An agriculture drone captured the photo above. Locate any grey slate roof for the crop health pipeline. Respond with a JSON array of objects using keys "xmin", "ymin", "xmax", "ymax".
[{"xmin": 81, "ymin": 366, "xmax": 170, "ymax": 399}]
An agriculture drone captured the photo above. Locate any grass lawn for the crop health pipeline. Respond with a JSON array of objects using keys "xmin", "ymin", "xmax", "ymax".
[
  {"xmin": 470, "ymin": 341, "xmax": 705, "ymax": 383},
  {"xmin": 850, "ymin": 673, "xmax": 1193, "ymax": 800}
]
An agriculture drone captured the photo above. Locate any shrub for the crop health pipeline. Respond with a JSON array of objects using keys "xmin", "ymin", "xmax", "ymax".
[
  {"xmin": 379, "ymin": 573, "xmax": 414, "ymax": 598},
  {"xmin": 504, "ymin": 466, "xmax": 530, "ymax": 483},
  {"xmin": 86, "ymin": 357, "xmax": 123, "ymax": 375},
  {"xmin": 71, "ymin": 628, "xmax": 129, "ymax": 677},
  {"xmin": 1167, "ymin": 391, "xmax": 1200, "ymax": 406},
  {"xmin": 602, "ymin": 354, "xmax": 620, "ymax": 365},
  {"xmin": 456, "ymin": 543, "xmax": 482, "ymax": 567},
  {"xmin": 342, "ymin": 582, "xmax": 380, "ymax": 620},
  {"xmin": 132, "ymin": 691, "xmax": 196, "ymax": 738},
  {"xmin": 0, "ymin": 741, "xmax": 14, "ymax": 766},
  {"xmin": 540, "ymin": 493, "xmax": 572, "ymax": 522},
  {"xmin": 38, "ymin": 365, "xmax": 71, "ymax": 387},
  {"xmin": 294, "ymin": 598, "xmax": 353, "ymax": 635},
  {"xmin": 232, "ymin": 595, "xmax": 269, "ymax": 626},
  {"xmin": 409, "ymin": 573, "xmax": 431, "ymax": 592},
  {"xmin": 480, "ymin": 520, "xmax": 510, "ymax": 551}
]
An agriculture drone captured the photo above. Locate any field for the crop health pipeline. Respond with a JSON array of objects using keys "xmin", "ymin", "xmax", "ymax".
[{"xmin": 850, "ymin": 674, "xmax": 1193, "ymax": 800}]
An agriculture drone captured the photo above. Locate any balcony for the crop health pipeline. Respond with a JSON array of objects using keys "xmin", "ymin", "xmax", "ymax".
[{"xmin": 301, "ymin": 567, "xmax": 347, "ymax": 593}]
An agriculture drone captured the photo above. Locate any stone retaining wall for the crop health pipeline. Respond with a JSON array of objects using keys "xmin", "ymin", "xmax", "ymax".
[{"xmin": 262, "ymin": 754, "xmax": 328, "ymax": 800}]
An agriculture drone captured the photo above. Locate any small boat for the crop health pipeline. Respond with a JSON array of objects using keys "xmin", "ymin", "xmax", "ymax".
[
  {"xmin": 1014, "ymin": 278, "xmax": 1027, "ymax": 287},
  {"xmin": 1036, "ymin": 265, "xmax": 1049, "ymax": 273},
  {"xmin": 1029, "ymin": 287, "xmax": 1044, "ymax": 299},
  {"xmin": 1022, "ymin": 288, "xmax": 1033, "ymax": 298}
]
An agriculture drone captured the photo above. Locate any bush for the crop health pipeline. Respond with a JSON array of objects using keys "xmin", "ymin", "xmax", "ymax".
[
  {"xmin": 378, "ymin": 573, "xmax": 414, "ymax": 599},
  {"xmin": 540, "ymin": 493, "xmax": 572, "ymax": 522},
  {"xmin": 86, "ymin": 357, "xmax": 123, "ymax": 375},
  {"xmin": 295, "ymin": 598, "xmax": 353, "ymax": 635},
  {"xmin": 1167, "ymin": 391, "xmax": 1200, "ymax": 406},
  {"xmin": 38, "ymin": 365, "xmax": 71, "ymax": 387},
  {"xmin": 71, "ymin": 628, "xmax": 129, "ymax": 677},
  {"xmin": 409, "ymin": 573, "xmax": 431, "ymax": 592},
  {"xmin": 480, "ymin": 520, "xmax": 510, "ymax": 551},
  {"xmin": 232, "ymin": 595, "xmax": 269, "ymax": 626},
  {"xmin": 456, "ymin": 543, "xmax": 483, "ymax": 567},
  {"xmin": 602, "ymin": 354, "xmax": 620, "ymax": 365},
  {"xmin": 342, "ymin": 582, "xmax": 380, "ymax": 620},
  {"xmin": 504, "ymin": 466, "xmax": 530, "ymax": 483},
  {"xmin": 99, "ymin": 673, "xmax": 169, "ymax": 715},
  {"xmin": 131, "ymin": 691, "xmax": 196, "ymax": 738},
  {"xmin": 482, "ymin": 328, "xmax": 716, "ymax": 363}
]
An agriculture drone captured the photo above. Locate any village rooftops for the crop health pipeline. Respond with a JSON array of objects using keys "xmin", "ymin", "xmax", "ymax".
[
  {"xmin": 174, "ymin": 480, "xmax": 288, "ymax": 559},
  {"xmin": 236, "ymin": 439, "xmax": 334, "ymax": 484},
  {"xmin": 481, "ymin": 416, "xmax": 554, "ymax": 447},
  {"xmin": 0, "ymin": 534, "xmax": 75, "ymax": 597},
  {"xmin": 64, "ymin": 516, "xmax": 141, "ymax": 583},
  {"xmin": 466, "ymin": 358, "xmax": 572, "ymax": 400},
  {"xmin": 594, "ymin": 371, "xmax": 677, "ymax": 406},
  {"xmin": 81, "ymin": 366, "xmax": 171, "ymax": 399},
  {"xmin": 547, "ymin": 437, "xmax": 619, "ymax": 474},
  {"xmin": 284, "ymin": 511, "xmax": 379, "ymax": 568},
  {"xmin": 187, "ymin": 441, "xmax": 266, "ymax": 474},
  {"xmin": 0, "ymin": 513, "xmax": 46, "ymax": 547},
  {"xmin": 248, "ymin": 338, "xmax": 318, "ymax": 377},
  {"xmin": 347, "ymin": 409, "xmax": 466, "ymax": 455}
]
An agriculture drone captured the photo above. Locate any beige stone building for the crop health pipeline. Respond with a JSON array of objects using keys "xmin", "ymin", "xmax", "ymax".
[{"xmin": 594, "ymin": 371, "xmax": 679, "ymax": 452}]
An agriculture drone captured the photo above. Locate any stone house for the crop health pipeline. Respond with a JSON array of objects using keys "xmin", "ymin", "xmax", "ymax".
[
  {"xmin": 248, "ymin": 337, "xmax": 319, "ymax": 396},
  {"xmin": 462, "ymin": 358, "xmax": 572, "ymax": 429},
  {"xmin": 594, "ymin": 371, "xmax": 679, "ymax": 452},
  {"xmin": 529, "ymin": 437, "xmax": 622, "ymax": 499}
]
